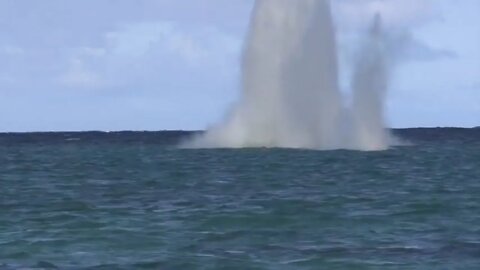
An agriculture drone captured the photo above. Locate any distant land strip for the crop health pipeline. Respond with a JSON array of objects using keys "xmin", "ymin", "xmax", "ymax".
[{"xmin": 0, "ymin": 128, "xmax": 478, "ymax": 144}]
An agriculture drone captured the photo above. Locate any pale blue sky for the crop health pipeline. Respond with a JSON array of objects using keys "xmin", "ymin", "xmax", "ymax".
[{"xmin": 0, "ymin": 0, "xmax": 478, "ymax": 131}]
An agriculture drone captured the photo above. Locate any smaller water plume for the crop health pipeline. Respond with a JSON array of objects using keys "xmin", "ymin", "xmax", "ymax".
[{"xmin": 350, "ymin": 14, "xmax": 390, "ymax": 151}]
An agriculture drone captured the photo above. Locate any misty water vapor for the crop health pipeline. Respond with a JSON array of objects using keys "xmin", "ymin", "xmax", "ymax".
[{"xmin": 185, "ymin": 0, "xmax": 391, "ymax": 151}]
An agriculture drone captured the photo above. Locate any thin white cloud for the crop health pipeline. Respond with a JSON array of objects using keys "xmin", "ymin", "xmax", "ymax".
[
  {"xmin": 58, "ymin": 58, "xmax": 103, "ymax": 88},
  {"xmin": 49, "ymin": 19, "xmax": 241, "ymax": 97},
  {"xmin": 0, "ymin": 45, "xmax": 25, "ymax": 56},
  {"xmin": 79, "ymin": 47, "xmax": 107, "ymax": 57},
  {"xmin": 105, "ymin": 22, "xmax": 240, "ymax": 66},
  {"xmin": 400, "ymin": 34, "xmax": 457, "ymax": 61},
  {"xmin": 0, "ymin": 74, "xmax": 14, "ymax": 84}
]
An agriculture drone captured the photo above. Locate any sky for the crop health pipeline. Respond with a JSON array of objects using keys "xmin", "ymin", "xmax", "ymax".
[{"xmin": 0, "ymin": 0, "xmax": 478, "ymax": 132}]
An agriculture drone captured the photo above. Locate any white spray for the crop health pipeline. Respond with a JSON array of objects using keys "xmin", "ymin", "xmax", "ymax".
[
  {"xmin": 185, "ymin": 0, "xmax": 390, "ymax": 151},
  {"xmin": 350, "ymin": 14, "xmax": 390, "ymax": 150}
]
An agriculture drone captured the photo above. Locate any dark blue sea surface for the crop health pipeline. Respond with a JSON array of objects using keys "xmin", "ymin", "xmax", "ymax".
[{"xmin": 1, "ymin": 129, "xmax": 479, "ymax": 269}]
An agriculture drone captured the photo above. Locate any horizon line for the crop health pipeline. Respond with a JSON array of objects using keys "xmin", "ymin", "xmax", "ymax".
[{"xmin": 0, "ymin": 126, "xmax": 479, "ymax": 134}]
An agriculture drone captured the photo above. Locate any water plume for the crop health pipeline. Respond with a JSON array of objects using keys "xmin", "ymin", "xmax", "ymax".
[
  {"xmin": 184, "ymin": 0, "xmax": 391, "ymax": 151},
  {"xmin": 350, "ymin": 14, "xmax": 390, "ymax": 150}
]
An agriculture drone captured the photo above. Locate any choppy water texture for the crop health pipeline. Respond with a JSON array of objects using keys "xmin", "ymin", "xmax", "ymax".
[{"xmin": 1, "ymin": 129, "xmax": 479, "ymax": 269}]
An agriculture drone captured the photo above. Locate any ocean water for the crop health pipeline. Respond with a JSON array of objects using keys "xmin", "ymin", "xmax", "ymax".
[{"xmin": 0, "ymin": 129, "xmax": 479, "ymax": 269}]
